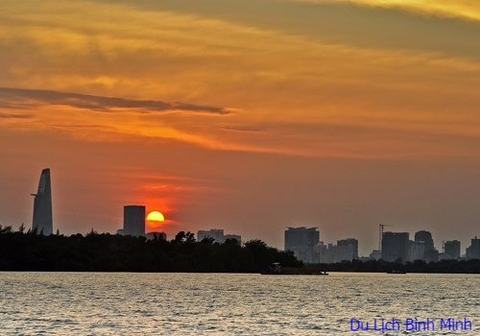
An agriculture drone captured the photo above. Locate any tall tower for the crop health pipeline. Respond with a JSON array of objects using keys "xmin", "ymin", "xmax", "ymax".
[
  {"xmin": 123, "ymin": 205, "xmax": 146, "ymax": 236},
  {"xmin": 31, "ymin": 168, "xmax": 53, "ymax": 235}
]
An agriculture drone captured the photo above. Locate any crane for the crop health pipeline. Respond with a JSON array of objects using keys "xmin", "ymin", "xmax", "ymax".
[{"xmin": 379, "ymin": 223, "xmax": 392, "ymax": 251}]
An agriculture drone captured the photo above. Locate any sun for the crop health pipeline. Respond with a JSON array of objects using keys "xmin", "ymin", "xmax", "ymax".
[{"xmin": 146, "ymin": 210, "xmax": 165, "ymax": 222}]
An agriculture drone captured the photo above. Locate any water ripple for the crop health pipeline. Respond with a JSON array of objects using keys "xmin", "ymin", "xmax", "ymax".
[{"xmin": 0, "ymin": 272, "xmax": 478, "ymax": 335}]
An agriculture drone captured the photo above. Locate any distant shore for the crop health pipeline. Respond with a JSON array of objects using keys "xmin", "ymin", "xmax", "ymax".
[
  {"xmin": 0, "ymin": 227, "xmax": 478, "ymax": 273},
  {"xmin": 306, "ymin": 259, "xmax": 480, "ymax": 274}
]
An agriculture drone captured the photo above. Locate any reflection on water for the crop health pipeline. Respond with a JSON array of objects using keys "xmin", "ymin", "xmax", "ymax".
[{"xmin": 0, "ymin": 272, "xmax": 478, "ymax": 335}]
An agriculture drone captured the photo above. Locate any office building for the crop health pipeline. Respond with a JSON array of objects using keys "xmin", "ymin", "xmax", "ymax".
[
  {"xmin": 408, "ymin": 240, "xmax": 425, "ymax": 261},
  {"xmin": 123, "ymin": 205, "xmax": 146, "ymax": 236},
  {"xmin": 31, "ymin": 168, "xmax": 53, "ymax": 235},
  {"xmin": 466, "ymin": 236, "xmax": 480, "ymax": 260},
  {"xmin": 444, "ymin": 240, "xmax": 461, "ymax": 260},
  {"xmin": 284, "ymin": 227, "xmax": 319, "ymax": 264},
  {"xmin": 414, "ymin": 230, "xmax": 434, "ymax": 250},
  {"xmin": 337, "ymin": 238, "xmax": 359, "ymax": 260},
  {"xmin": 414, "ymin": 230, "xmax": 438, "ymax": 262},
  {"xmin": 197, "ymin": 229, "xmax": 241, "ymax": 244},
  {"xmin": 314, "ymin": 239, "xmax": 358, "ymax": 263},
  {"xmin": 381, "ymin": 232, "xmax": 409, "ymax": 262}
]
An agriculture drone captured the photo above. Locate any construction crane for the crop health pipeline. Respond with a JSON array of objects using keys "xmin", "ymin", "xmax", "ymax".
[{"xmin": 378, "ymin": 223, "xmax": 392, "ymax": 251}]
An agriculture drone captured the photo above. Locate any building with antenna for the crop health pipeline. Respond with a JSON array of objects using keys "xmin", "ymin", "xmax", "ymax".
[{"xmin": 31, "ymin": 168, "xmax": 53, "ymax": 235}]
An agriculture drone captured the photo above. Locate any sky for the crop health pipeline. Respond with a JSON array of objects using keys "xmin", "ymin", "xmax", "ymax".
[{"xmin": 1, "ymin": 0, "xmax": 479, "ymax": 256}]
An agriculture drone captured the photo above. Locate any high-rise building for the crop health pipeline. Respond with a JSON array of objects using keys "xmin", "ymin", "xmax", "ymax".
[
  {"xmin": 466, "ymin": 236, "xmax": 480, "ymax": 260},
  {"xmin": 408, "ymin": 240, "xmax": 425, "ymax": 261},
  {"xmin": 414, "ymin": 230, "xmax": 438, "ymax": 262},
  {"xmin": 284, "ymin": 227, "xmax": 319, "ymax": 264},
  {"xmin": 123, "ymin": 205, "xmax": 146, "ymax": 236},
  {"xmin": 381, "ymin": 232, "xmax": 409, "ymax": 262},
  {"xmin": 337, "ymin": 238, "xmax": 359, "ymax": 260},
  {"xmin": 444, "ymin": 240, "xmax": 461, "ymax": 260},
  {"xmin": 31, "ymin": 168, "xmax": 53, "ymax": 235},
  {"xmin": 414, "ymin": 230, "xmax": 434, "ymax": 250}
]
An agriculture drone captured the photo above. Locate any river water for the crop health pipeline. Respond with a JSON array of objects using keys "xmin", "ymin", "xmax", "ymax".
[{"xmin": 0, "ymin": 272, "xmax": 478, "ymax": 335}]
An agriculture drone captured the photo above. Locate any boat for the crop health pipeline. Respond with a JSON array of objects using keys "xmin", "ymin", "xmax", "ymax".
[
  {"xmin": 387, "ymin": 270, "xmax": 407, "ymax": 274},
  {"xmin": 261, "ymin": 263, "xmax": 328, "ymax": 275}
]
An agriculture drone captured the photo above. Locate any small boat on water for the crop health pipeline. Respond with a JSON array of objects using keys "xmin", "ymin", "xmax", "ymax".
[
  {"xmin": 387, "ymin": 270, "xmax": 407, "ymax": 274},
  {"xmin": 261, "ymin": 262, "xmax": 328, "ymax": 275}
]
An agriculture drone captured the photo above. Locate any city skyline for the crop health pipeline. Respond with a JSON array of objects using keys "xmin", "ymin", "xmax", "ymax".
[
  {"xmin": 0, "ymin": 166, "xmax": 479, "ymax": 257},
  {"xmin": 1, "ymin": 0, "xmax": 480, "ymax": 256},
  {"xmin": 7, "ymin": 166, "xmax": 479, "ymax": 258}
]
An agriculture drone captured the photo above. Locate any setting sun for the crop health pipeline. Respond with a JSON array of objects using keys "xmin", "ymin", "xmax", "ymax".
[{"xmin": 147, "ymin": 211, "xmax": 165, "ymax": 222}]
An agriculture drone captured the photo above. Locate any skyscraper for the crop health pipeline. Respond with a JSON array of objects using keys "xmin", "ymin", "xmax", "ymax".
[
  {"xmin": 381, "ymin": 232, "xmax": 409, "ymax": 262},
  {"xmin": 414, "ymin": 230, "xmax": 434, "ymax": 251},
  {"xmin": 337, "ymin": 238, "xmax": 359, "ymax": 260},
  {"xmin": 444, "ymin": 240, "xmax": 461, "ymax": 260},
  {"xmin": 415, "ymin": 230, "xmax": 438, "ymax": 262},
  {"xmin": 31, "ymin": 168, "xmax": 53, "ymax": 235},
  {"xmin": 123, "ymin": 205, "xmax": 146, "ymax": 236},
  {"xmin": 466, "ymin": 236, "xmax": 480, "ymax": 260},
  {"xmin": 284, "ymin": 227, "xmax": 319, "ymax": 263}
]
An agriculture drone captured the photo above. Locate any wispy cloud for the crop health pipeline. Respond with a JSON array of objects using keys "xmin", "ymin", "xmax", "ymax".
[
  {"xmin": 222, "ymin": 125, "xmax": 265, "ymax": 133},
  {"xmin": 0, "ymin": 112, "xmax": 33, "ymax": 119},
  {"xmin": 0, "ymin": 87, "xmax": 230, "ymax": 115},
  {"xmin": 294, "ymin": 0, "xmax": 480, "ymax": 23}
]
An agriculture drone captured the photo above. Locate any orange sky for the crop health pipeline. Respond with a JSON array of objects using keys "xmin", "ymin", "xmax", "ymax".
[{"xmin": 1, "ymin": 0, "xmax": 479, "ymax": 255}]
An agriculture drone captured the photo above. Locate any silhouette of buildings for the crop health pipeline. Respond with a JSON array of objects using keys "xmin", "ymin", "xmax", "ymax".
[
  {"xmin": 381, "ymin": 232, "xmax": 409, "ymax": 262},
  {"xmin": 407, "ymin": 240, "xmax": 425, "ymax": 261},
  {"xmin": 466, "ymin": 236, "xmax": 480, "ymax": 260},
  {"xmin": 197, "ymin": 229, "xmax": 241, "ymax": 244},
  {"xmin": 284, "ymin": 227, "xmax": 319, "ymax": 263},
  {"xmin": 123, "ymin": 205, "xmax": 145, "ymax": 236},
  {"xmin": 415, "ymin": 230, "xmax": 438, "ymax": 262},
  {"xmin": 31, "ymin": 168, "xmax": 53, "ymax": 235},
  {"xmin": 338, "ymin": 238, "xmax": 359, "ymax": 260},
  {"xmin": 316, "ymin": 238, "xmax": 359, "ymax": 263},
  {"xmin": 444, "ymin": 240, "xmax": 461, "ymax": 260}
]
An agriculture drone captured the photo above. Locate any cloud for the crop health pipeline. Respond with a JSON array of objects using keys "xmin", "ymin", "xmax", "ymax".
[
  {"xmin": 0, "ymin": 112, "xmax": 33, "ymax": 119},
  {"xmin": 222, "ymin": 125, "xmax": 265, "ymax": 133},
  {"xmin": 294, "ymin": 0, "xmax": 480, "ymax": 23},
  {"xmin": 94, "ymin": 0, "xmax": 480, "ymax": 60},
  {"xmin": 0, "ymin": 87, "xmax": 230, "ymax": 115}
]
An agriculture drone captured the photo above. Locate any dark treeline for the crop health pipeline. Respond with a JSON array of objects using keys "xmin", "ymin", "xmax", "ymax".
[
  {"xmin": 1, "ymin": 226, "xmax": 478, "ymax": 273},
  {"xmin": 312, "ymin": 259, "xmax": 480, "ymax": 274},
  {"xmin": 0, "ymin": 226, "xmax": 302, "ymax": 272}
]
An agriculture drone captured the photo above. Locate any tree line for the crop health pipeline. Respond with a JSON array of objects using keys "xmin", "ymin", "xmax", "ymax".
[
  {"xmin": 0, "ymin": 226, "xmax": 302, "ymax": 272},
  {"xmin": 0, "ymin": 225, "xmax": 478, "ymax": 273}
]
